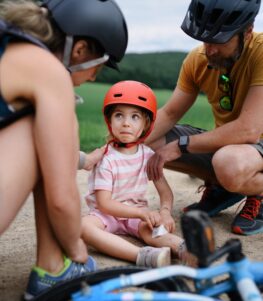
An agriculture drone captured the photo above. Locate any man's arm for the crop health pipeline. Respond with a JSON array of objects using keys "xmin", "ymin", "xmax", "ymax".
[
  {"xmin": 188, "ymin": 85, "xmax": 263, "ymax": 153},
  {"xmin": 146, "ymin": 87, "xmax": 197, "ymax": 148},
  {"xmin": 147, "ymin": 85, "xmax": 263, "ymax": 181}
]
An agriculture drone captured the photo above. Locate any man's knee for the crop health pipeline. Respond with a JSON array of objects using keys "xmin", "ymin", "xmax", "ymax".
[{"xmin": 212, "ymin": 146, "xmax": 246, "ymax": 191}]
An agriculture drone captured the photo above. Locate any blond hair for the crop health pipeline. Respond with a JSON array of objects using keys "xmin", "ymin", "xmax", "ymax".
[{"xmin": 0, "ymin": 0, "xmax": 64, "ymax": 52}]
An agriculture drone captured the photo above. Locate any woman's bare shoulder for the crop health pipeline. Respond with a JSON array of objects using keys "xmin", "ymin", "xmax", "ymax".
[{"xmin": 1, "ymin": 42, "xmax": 72, "ymax": 102}]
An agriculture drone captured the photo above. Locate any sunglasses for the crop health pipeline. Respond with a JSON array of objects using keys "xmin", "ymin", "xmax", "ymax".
[{"xmin": 218, "ymin": 74, "xmax": 233, "ymax": 111}]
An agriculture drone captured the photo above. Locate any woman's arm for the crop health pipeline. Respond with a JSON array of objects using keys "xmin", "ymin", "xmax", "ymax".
[
  {"xmin": 79, "ymin": 146, "xmax": 106, "ymax": 170},
  {"xmin": 2, "ymin": 43, "xmax": 87, "ymax": 261}
]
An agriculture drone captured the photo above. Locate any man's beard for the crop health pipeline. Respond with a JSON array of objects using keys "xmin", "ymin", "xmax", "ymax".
[{"xmin": 206, "ymin": 38, "xmax": 244, "ymax": 70}]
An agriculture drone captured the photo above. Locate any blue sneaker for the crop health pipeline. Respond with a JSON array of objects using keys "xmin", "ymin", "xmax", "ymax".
[
  {"xmin": 23, "ymin": 256, "xmax": 97, "ymax": 300},
  {"xmin": 183, "ymin": 184, "xmax": 245, "ymax": 217}
]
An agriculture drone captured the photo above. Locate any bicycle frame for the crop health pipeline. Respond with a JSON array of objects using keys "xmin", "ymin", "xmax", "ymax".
[
  {"xmin": 71, "ymin": 258, "xmax": 263, "ymax": 301},
  {"xmin": 34, "ymin": 211, "xmax": 262, "ymax": 301}
]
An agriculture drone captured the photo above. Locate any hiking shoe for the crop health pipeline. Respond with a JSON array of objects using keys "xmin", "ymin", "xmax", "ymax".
[
  {"xmin": 183, "ymin": 184, "xmax": 245, "ymax": 217},
  {"xmin": 23, "ymin": 256, "xmax": 97, "ymax": 300},
  {"xmin": 136, "ymin": 246, "xmax": 171, "ymax": 268},
  {"xmin": 232, "ymin": 196, "xmax": 263, "ymax": 235}
]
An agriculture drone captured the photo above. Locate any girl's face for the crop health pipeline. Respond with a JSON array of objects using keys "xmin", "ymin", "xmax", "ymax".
[{"xmin": 110, "ymin": 104, "xmax": 146, "ymax": 144}]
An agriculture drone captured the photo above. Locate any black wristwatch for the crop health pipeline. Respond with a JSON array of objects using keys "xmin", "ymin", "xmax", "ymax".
[{"xmin": 178, "ymin": 135, "xmax": 190, "ymax": 154}]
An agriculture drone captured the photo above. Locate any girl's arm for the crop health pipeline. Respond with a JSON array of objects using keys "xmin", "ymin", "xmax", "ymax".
[
  {"xmin": 153, "ymin": 176, "xmax": 176, "ymax": 233},
  {"xmin": 96, "ymin": 190, "xmax": 158, "ymax": 230}
]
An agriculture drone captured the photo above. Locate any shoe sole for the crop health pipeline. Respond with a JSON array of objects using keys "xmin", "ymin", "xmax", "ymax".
[
  {"xmin": 157, "ymin": 247, "xmax": 171, "ymax": 267},
  {"xmin": 23, "ymin": 292, "xmax": 34, "ymax": 301},
  {"xmin": 183, "ymin": 195, "xmax": 245, "ymax": 217},
  {"xmin": 232, "ymin": 225, "xmax": 263, "ymax": 236}
]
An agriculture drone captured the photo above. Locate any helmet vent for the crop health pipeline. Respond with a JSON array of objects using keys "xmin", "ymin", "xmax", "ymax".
[
  {"xmin": 210, "ymin": 9, "xmax": 224, "ymax": 24},
  {"xmin": 225, "ymin": 11, "xmax": 242, "ymax": 25},
  {"xmin": 196, "ymin": 3, "xmax": 205, "ymax": 21},
  {"xmin": 113, "ymin": 93, "xmax": 123, "ymax": 97},
  {"xmin": 243, "ymin": 12, "xmax": 255, "ymax": 23},
  {"xmin": 138, "ymin": 96, "xmax": 147, "ymax": 102}
]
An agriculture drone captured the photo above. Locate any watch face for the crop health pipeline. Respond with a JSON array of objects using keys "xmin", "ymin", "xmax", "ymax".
[
  {"xmin": 180, "ymin": 136, "xmax": 188, "ymax": 145},
  {"xmin": 179, "ymin": 136, "xmax": 189, "ymax": 153}
]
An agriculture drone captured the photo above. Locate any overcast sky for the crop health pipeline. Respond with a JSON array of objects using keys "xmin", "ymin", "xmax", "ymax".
[{"xmin": 115, "ymin": 0, "xmax": 263, "ymax": 53}]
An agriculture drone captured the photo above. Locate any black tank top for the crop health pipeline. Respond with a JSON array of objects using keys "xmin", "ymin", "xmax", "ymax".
[{"xmin": 0, "ymin": 19, "xmax": 48, "ymax": 129}]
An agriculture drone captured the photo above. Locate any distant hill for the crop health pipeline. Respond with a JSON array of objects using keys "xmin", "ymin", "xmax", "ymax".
[{"xmin": 97, "ymin": 51, "xmax": 188, "ymax": 90}]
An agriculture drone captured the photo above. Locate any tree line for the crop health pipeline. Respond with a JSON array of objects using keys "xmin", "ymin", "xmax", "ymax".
[{"xmin": 97, "ymin": 51, "xmax": 188, "ymax": 90}]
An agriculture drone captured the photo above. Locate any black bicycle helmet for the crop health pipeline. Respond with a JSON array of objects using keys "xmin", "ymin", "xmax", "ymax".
[
  {"xmin": 181, "ymin": 0, "xmax": 261, "ymax": 43},
  {"xmin": 43, "ymin": 0, "xmax": 128, "ymax": 69}
]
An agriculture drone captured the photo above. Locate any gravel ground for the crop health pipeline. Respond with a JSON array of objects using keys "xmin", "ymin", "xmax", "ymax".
[{"xmin": 1, "ymin": 170, "xmax": 262, "ymax": 300}]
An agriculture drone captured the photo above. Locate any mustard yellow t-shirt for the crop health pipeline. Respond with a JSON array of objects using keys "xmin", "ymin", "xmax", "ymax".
[{"xmin": 177, "ymin": 32, "xmax": 263, "ymax": 128}]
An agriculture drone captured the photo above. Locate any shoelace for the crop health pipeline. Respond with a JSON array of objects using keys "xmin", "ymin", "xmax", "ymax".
[
  {"xmin": 68, "ymin": 262, "xmax": 91, "ymax": 279},
  {"xmin": 237, "ymin": 197, "xmax": 262, "ymax": 220}
]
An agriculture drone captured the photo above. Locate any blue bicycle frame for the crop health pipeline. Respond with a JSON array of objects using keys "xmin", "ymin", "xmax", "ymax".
[
  {"xmin": 71, "ymin": 257, "xmax": 263, "ymax": 301},
  {"xmin": 34, "ymin": 211, "xmax": 263, "ymax": 301}
]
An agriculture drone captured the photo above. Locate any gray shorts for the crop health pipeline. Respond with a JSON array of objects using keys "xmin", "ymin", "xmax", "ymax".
[{"xmin": 165, "ymin": 124, "xmax": 263, "ymax": 173}]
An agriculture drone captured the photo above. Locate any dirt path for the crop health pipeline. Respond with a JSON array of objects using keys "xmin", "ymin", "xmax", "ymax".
[{"xmin": 1, "ymin": 170, "xmax": 263, "ymax": 300}]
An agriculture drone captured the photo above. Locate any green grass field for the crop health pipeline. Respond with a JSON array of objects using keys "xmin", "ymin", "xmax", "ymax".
[{"xmin": 75, "ymin": 82, "xmax": 214, "ymax": 152}]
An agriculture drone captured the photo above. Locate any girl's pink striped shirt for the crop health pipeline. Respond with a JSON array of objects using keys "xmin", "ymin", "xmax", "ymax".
[{"xmin": 85, "ymin": 144, "xmax": 154, "ymax": 209}]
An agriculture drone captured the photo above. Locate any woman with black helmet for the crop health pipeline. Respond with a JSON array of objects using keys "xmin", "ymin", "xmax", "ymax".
[
  {"xmin": 0, "ymin": 0, "xmax": 127, "ymax": 299},
  {"xmin": 147, "ymin": 0, "xmax": 263, "ymax": 236}
]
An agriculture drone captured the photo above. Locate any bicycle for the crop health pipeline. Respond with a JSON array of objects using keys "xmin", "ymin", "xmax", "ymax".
[{"xmin": 32, "ymin": 211, "xmax": 263, "ymax": 301}]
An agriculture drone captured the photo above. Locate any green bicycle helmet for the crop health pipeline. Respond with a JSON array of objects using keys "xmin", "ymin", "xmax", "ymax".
[{"xmin": 181, "ymin": 0, "xmax": 261, "ymax": 43}]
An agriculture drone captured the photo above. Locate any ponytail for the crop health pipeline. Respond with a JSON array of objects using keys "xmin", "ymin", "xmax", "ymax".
[{"xmin": 0, "ymin": 0, "xmax": 65, "ymax": 52}]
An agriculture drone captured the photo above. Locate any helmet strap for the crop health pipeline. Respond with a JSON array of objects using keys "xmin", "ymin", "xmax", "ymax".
[
  {"xmin": 104, "ymin": 139, "xmax": 140, "ymax": 155},
  {"xmin": 63, "ymin": 35, "xmax": 73, "ymax": 68},
  {"xmin": 62, "ymin": 35, "xmax": 109, "ymax": 72},
  {"xmin": 68, "ymin": 54, "xmax": 109, "ymax": 73},
  {"xmin": 105, "ymin": 122, "xmax": 154, "ymax": 151}
]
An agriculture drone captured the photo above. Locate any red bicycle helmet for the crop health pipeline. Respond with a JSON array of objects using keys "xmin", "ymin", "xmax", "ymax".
[{"xmin": 103, "ymin": 80, "xmax": 157, "ymax": 146}]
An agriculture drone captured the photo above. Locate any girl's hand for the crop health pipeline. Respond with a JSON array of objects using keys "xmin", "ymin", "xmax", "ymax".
[
  {"xmin": 139, "ymin": 209, "xmax": 161, "ymax": 230},
  {"xmin": 160, "ymin": 209, "xmax": 176, "ymax": 233}
]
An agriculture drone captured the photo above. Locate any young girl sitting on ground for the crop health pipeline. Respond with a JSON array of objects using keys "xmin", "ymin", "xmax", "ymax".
[{"xmin": 81, "ymin": 80, "xmax": 196, "ymax": 268}]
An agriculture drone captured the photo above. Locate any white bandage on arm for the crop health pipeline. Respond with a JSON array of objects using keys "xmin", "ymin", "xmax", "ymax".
[{"xmin": 78, "ymin": 151, "xmax": 86, "ymax": 170}]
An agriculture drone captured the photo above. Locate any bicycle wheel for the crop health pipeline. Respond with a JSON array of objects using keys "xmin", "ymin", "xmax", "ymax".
[{"xmin": 32, "ymin": 266, "xmax": 190, "ymax": 301}]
